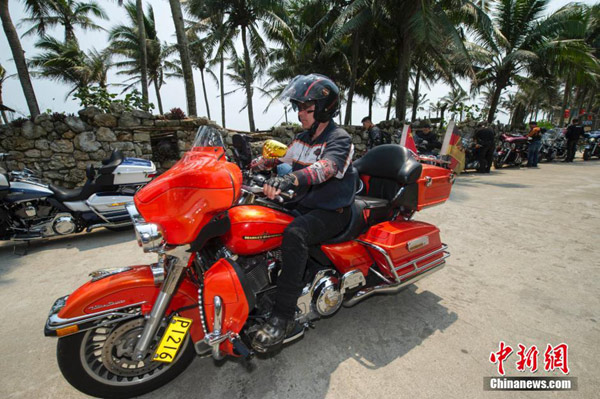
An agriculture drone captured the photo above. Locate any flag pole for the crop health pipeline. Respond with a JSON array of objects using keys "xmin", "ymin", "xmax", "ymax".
[{"xmin": 441, "ymin": 120, "xmax": 455, "ymax": 155}]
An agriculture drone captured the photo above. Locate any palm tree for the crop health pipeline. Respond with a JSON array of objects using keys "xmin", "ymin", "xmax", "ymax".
[
  {"xmin": 190, "ymin": 0, "xmax": 290, "ymax": 131},
  {"xmin": 187, "ymin": 30, "xmax": 219, "ymax": 120},
  {"xmin": 224, "ymin": 53, "xmax": 263, "ymax": 127},
  {"xmin": 0, "ymin": 63, "xmax": 16, "ymax": 124},
  {"xmin": 469, "ymin": 0, "xmax": 597, "ymax": 123},
  {"xmin": 168, "ymin": 0, "xmax": 197, "ymax": 117},
  {"xmin": 441, "ymin": 86, "xmax": 468, "ymax": 120},
  {"xmin": 109, "ymin": 2, "xmax": 181, "ymax": 114},
  {"xmin": 19, "ymin": 0, "xmax": 107, "ymax": 43},
  {"xmin": 29, "ymin": 36, "xmax": 107, "ymax": 96},
  {"xmin": 0, "ymin": 0, "xmax": 40, "ymax": 117}
]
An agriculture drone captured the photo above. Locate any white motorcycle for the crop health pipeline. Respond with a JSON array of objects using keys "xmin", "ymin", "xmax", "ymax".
[{"xmin": 0, "ymin": 150, "xmax": 156, "ymax": 241}]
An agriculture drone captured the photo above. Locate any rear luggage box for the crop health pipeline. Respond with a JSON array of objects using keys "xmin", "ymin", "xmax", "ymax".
[
  {"xmin": 359, "ymin": 220, "xmax": 448, "ymax": 281},
  {"xmin": 112, "ymin": 158, "xmax": 156, "ymax": 185},
  {"xmin": 416, "ymin": 164, "xmax": 453, "ymax": 210}
]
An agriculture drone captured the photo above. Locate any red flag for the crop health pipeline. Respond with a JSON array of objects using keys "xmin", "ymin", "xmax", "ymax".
[{"xmin": 400, "ymin": 124, "xmax": 418, "ymax": 155}]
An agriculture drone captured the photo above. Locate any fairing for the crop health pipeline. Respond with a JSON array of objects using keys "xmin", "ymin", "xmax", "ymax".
[{"xmin": 134, "ymin": 148, "xmax": 243, "ymax": 244}]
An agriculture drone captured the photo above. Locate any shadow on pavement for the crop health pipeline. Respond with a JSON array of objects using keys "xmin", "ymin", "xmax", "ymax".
[
  {"xmin": 0, "ymin": 228, "xmax": 135, "ymax": 283},
  {"xmin": 145, "ymin": 285, "xmax": 457, "ymax": 399}
]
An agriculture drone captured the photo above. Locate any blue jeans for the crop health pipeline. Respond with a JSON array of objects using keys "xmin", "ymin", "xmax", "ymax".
[{"xmin": 527, "ymin": 140, "xmax": 542, "ymax": 166}]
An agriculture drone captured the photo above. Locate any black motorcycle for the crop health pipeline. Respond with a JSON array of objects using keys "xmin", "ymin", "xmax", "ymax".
[
  {"xmin": 0, "ymin": 151, "xmax": 156, "ymax": 241},
  {"xmin": 583, "ymin": 131, "xmax": 600, "ymax": 160}
]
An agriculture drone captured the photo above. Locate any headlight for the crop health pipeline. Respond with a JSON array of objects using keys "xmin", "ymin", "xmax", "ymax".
[
  {"xmin": 591, "ymin": 138, "xmax": 596, "ymax": 143},
  {"xmin": 511, "ymin": 143, "xmax": 516, "ymax": 150},
  {"xmin": 135, "ymin": 223, "xmax": 163, "ymax": 252},
  {"xmin": 126, "ymin": 203, "xmax": 164, "ymax": 252}
]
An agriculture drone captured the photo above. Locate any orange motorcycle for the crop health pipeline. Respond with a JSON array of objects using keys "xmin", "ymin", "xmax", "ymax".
[{"xmin": 44, "ymin": 126, "xmax": 454, "ymax": 398}]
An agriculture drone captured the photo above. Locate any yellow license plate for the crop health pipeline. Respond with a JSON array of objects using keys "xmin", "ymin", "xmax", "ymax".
[{"xmin": 153, "ymin": 316, "xmax": 192, "ymax": 363}]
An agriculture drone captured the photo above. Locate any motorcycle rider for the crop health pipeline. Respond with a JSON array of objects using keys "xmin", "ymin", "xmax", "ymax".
[
  {"xmin": 249, "ymin": 74, "xmax": 355, "ymax": 352},
  {"xmin": 525, "ymin": 121, "xmax": 542, "ymax": 167},
  {"xmin": 415, "ymin": 123, "xmax": 442, "ymax": 154},
  {"xmin": 362, "ymin": 116, "xmax": 389, "ymax": 149},
  {"xmin": 473, "ymin": 121, "xmax": 495, "ymax": 173},
  {"xmin": 564, "ymin": 118, "xmax": 584, "ymax": 162}
]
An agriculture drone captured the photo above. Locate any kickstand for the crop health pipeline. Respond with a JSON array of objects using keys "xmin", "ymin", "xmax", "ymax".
[{"xmin": 13, "ymin": 241, "xmax": 30, "ymax": 256}]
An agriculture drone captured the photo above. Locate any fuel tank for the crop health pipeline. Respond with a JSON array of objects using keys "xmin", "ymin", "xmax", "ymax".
[{"xmin": 223, "ymin": 205, "xmax": 294, "ymax": 255}]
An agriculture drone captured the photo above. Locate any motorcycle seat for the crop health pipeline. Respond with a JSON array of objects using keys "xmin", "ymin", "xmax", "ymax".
[
  {"xmin": 98, "ymin": 150, "xmax": 124, "ymax": 175},
  {"xmin": 49, "ymin": 184, "xmax": 85, "ymax": 202},
  {"xmin": 323, "ymin": 196, "xmax": 390, "ymax": 244}
]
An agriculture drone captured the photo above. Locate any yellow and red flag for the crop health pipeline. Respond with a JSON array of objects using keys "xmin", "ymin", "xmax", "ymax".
[
  {"xmin": 400, "ymin": 124, "xmax": 418, "ymax": 155},
  {"xmin": 441, "ymin": 120, "xmax": 465, "ymax": 174}
]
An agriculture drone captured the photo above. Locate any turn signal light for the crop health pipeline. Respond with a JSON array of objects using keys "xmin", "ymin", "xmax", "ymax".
[{"xmin": 56, "ymin": 325, "xmax": 79, "ymax": 337}]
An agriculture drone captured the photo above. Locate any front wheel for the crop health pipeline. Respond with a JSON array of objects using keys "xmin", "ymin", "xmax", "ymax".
[
  {"xmin": 494, "ymin": 159, "xmax": 503, "ymax": 169},
  {"xmin": 56, "ymin": 318, "xmax": 195, "ymax": 399}
]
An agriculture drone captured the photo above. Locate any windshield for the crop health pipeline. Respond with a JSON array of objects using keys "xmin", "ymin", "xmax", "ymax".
[{"xmin": 192, "ymin": 125, "xmax": 226, "ymax": 148}]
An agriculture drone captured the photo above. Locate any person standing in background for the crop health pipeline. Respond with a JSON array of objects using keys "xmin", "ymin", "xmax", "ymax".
[
  {"xmin": 525, "ymin": 121, "xmax": 542, "ymax": 167},
  {"xmin": 473, "ymin": 122, "xmax": 495, "ymax": 173},
  {"xmin": 564, "ymin": 118, "xmax": 584, "ymax": 162}
]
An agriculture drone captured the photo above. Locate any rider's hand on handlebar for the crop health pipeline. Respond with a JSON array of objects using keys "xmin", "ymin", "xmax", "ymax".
[{"xmin": 263, "ymin": 174, "xmax": 297, "ymax": 200}]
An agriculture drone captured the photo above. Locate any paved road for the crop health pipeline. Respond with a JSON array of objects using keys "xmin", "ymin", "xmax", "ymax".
[{"xmin": 1, "ymin": 160, "xmax": 599, "ymax": 399}]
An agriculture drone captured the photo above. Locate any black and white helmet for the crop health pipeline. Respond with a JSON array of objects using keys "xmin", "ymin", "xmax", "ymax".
[{"xmin": 279, "ymin": 74, "xmax": 340, "ymax": 122}]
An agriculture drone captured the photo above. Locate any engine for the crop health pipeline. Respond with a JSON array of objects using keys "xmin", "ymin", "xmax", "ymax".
[
  {"xmin": 12, "ymin": 199, "xmax": 55, "ymax": 225},
  {"xmin": 234, "ymin": 252, "xmax": 343, "ymax": 323}
]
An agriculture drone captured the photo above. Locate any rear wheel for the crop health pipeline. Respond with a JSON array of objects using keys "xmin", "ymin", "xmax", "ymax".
[{"xmin": 57, "ymin": 318, "xmax": 195, "ymax": 399}]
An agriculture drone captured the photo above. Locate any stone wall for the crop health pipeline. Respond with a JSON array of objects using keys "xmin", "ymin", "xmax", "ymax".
[{"xmin": 0, "ymin": 106, "xmax": 212, "ymax": 188}]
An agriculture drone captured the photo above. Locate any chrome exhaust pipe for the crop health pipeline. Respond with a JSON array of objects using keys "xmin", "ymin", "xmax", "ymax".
[
  {"xmin": 86, "ymin": 221, "xmax": 131, "ymax": 232},
  {"xmin": 343, "ymin": 262, "xmax": 446, "ymax": 307}
]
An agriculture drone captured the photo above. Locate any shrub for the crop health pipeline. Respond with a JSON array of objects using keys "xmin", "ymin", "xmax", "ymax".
[
  {"xmin": 51, "ymin": 112, "xmax": 67, "ymax": 122},
  {"xmin": 168, "ymin": 107, "xmax": 186, "ymax": 120},
  {"xmin": 11, "ymin": 117, "xmax": 30, "ymax": 127},
  {"xmin": 73, "ymin": 86, "xmax": 155, "ymax": 113}
]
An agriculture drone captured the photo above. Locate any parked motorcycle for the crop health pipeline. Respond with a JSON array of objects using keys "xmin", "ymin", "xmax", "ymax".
[
  {"xmin": 493, "ymin": 132, "xmax": 529, "ymax": 168},
  {"xmin": 539, "ymin": 129, "xmax": 558, "ymax": 162},
  {"xmin": 583, "ymin": 130, "xmax": 600, "ymax": 160},
  {"xmin": 461, "ymin": 137, "xmax": 480, "ymax": 171},
  {"xmin": 44, "ymin": 126, "xmax": 454, "ymax": 398},
  {"xmin": 0, "ymin": 150, "xmax": 156, "ymax": 240}
]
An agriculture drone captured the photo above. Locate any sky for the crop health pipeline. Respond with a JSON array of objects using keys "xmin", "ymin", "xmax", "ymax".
[{"xmin": 0, "ymin": 0, "xmax": 596, "ymax": 130}]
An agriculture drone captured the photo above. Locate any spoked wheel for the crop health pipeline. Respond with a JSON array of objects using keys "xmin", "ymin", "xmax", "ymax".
[{"xmin": 57, "ymin": 318, "xmax": 195, "ymax": 399}]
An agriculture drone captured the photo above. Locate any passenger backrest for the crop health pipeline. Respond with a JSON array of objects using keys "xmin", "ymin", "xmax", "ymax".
[{"xmin": 354, "ymin": 145, "xmax": 422, "ymax": 211}]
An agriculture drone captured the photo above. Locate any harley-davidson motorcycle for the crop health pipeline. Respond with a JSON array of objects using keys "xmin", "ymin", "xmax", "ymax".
[
  {"xmin": 0, "ymin": 150, "xmax": 156, "ymax": 240},
  {"xmin": 583, "ymin": 130, "xmax": 600, "ymax": 160},
  {"xmin": 44, "ymin": 126, "xmax": 453, "ymax": 398},
  {"xmin": 493, "ymin": 132, "xmax": 529, "ymax": 168}
]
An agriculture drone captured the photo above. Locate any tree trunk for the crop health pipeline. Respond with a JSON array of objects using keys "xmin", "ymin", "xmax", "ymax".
[
  {"xmin": 169, "ymin": 0, "xmax": 197, "ymax": 116},
  {"xmin": 135, "ymin": 0, "xmax": 149, "ymax": 106},
  {"xmin": 559, "ymin": 76, "xmax": 571, "ymax": 127},
  {"xmin": 395, "ymin": 37, "xmax": 412, "ymax": 122},
  {"xmin": 386, "ymin": 81, "xmax": 394, "ymax": 120},
  {"xmin": 65, "ymin": 21, "xmax": 75, "ymax": 43},
  {"xmin": 344, "ymin": 31, "xmax": 360, "ymax": 125},
  {"xmin": 200, "ymin": 68, "xmax": 210, "ymax": 119},
  {"xmin": 241, "ymin": 25, "xmax": 255, "ymax": 131},
  {"xmin": 220, "ymin": 52, "xmax": 226, "ymax": 127},
  {"xmin": 368, "ymin": 92, "xmax": 373, "ymax": 118},
  {"xmin": 487, "ymin": 76, "xmax": 507, "ymax": 123},
  {"xmin": 0, "ymin": 0, "xmax": 39, "ymax": 118},
  {"xmin": 411, "ymin": 66, "xmax": 421, "ymax": 121},
  {"xmin": 153, "ymin": 78, "xmax": 163, "ymax": 115}
]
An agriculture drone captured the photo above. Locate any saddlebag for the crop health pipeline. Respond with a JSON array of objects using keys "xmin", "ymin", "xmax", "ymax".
[{"xmin": 359, "ymin": 220, "xmax": 448, "ymax": 281}]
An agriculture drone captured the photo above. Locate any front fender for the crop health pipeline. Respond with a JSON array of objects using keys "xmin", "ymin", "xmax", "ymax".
[{"xmin": 45, "ymin": 265, "xmax": 204, "ymax": 343}]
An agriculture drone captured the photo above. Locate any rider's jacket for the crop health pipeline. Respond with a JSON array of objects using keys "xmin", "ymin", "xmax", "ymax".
[{"xmin": 253, "ymin": 121, "xmax": 356, "ymax": 210}]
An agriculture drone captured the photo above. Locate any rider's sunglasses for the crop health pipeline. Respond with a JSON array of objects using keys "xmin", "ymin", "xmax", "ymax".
[{"xmin": 292, "ymin": 102, "xmax": 315, "ymax": 113}]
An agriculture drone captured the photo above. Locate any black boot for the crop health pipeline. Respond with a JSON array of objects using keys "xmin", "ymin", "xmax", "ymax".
[{"xmin": 251, "ymin": 315, "xmax": 295, "ymax": 353}]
